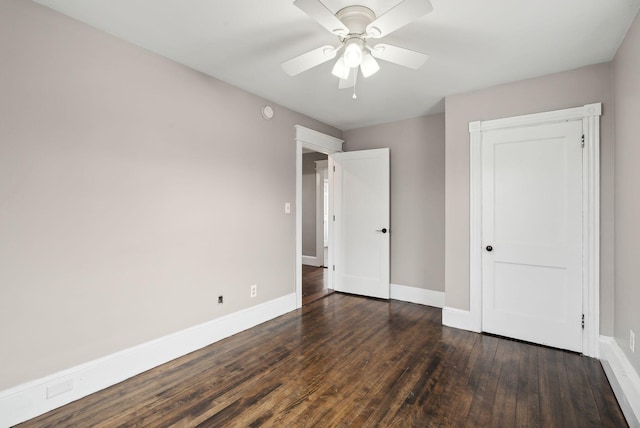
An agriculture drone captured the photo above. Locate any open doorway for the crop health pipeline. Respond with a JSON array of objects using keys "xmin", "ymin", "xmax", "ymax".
[
  {"xmin": 301, "ymin": 264, "xmax": 330, "ymax": 305},
  {"xmin": 301, "ymin": 152, "xmax": 332, "ymax": 305},
  {"xmin": 295, "ymin": 126, "xmax": 390, "ymax": 305},
  {"xmin": 294, "ymin": 125, "xmax": 344, "ymax": 309}
]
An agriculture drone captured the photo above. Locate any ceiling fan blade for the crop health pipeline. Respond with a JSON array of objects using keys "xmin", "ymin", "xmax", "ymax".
[
  {"xmin": 281, "ymin": 45, "xmax": 337, "ymax": 76},
  {"xmin": 366, "ymin": 0, "xmax": 433, "ymax": 38},
  {"xmin": 338, "ymin": 69, "xmax": 355, "ymax": 89},
  {"xmin": 294, "ymin": 0, "xmax": 349, "ymax": 36},
  {"xmin": 369, "ymin": 43, "xmax": 428, "ymax": 69}
]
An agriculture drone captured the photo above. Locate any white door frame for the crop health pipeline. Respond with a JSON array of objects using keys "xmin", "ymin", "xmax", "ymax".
[
  {"xmin": 468, "ymin": 103, "xmax": 601, "ymax": 358},
  {"xmin": 295, "ymin": 125, "xmax": 343, "ymax": 309},
  {"xmin": 315, "ymin": 160, "xmax": 328, "ymax": 268}
]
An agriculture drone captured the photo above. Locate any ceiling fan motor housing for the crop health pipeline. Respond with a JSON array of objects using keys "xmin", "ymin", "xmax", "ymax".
[{"xmin": 336, "ymin": 5, "xmax": 376, "ymax": 37}]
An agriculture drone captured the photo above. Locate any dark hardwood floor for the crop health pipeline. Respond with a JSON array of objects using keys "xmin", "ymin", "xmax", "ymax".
[
  {"xmin": 302, "ymin": 264, "xmax": 332, "ymax": 305},
  {"xmin": 18, "ymin": 294, "xmax": 626, "ymax": 427}
]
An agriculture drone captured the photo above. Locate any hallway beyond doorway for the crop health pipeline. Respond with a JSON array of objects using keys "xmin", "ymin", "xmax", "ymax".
[{"xmin": 302, "ymin": 265, "xmax": 332, "ymax": 305}]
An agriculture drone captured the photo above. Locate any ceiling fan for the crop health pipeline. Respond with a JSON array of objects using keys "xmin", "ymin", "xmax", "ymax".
[{"xmin": 282, "ymin": 0, "xmax": 432, "ymax": 91}]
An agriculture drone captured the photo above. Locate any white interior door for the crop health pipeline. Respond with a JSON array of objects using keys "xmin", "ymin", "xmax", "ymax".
[
  {"xmin": 330, "ymin": 148, "xmax": 389, "ymax": 299},
  {"xmin": 482, "ymin": 120, "xmax": 583, "ymax": 352}
]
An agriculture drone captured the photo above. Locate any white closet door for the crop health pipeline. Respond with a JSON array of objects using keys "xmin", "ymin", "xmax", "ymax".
[{"xmin": 482, "ymin": 120, "xmax": 583, "ymax": 352}]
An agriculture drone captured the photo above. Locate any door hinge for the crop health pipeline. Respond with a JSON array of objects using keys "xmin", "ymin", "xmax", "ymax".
[
  {"xmin": 333, "ymin": 265, "xmax": 335, "ymax": 271},
  {"xmin": 333, "ymin": 165, "xmax": 336, "ymax": 172},
  {"xmin": 581, "ymin": 134, "xmax": 585, "ymax": 148},
  {"xmin": 333, "ymin": 215, "xmax": 335, "ymax": 221},
  {"xmin": 582, "ymin": 314, "xmax": 585, "ymax": 329}
]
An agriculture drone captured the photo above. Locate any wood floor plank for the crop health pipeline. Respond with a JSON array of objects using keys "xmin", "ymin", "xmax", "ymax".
[
  {"xmin": 462, "ymin": 334, "xmax": 500, "ymax": 426},
  {"xmin": 354, "ymin": 307, "xmax": 441, "ymax": 425},
  {"xmin": 393, "ymin": 328, "xmax": 470, "ymax": 425},
  {"xmin": 583, "ymin": 353, "xmax": 629, "ymax": 427},
  {"xmin": 489, "ymin": 338, "xmax": 519, "ymax": 427},
  {"xmin": 537, "ymin": 345, "xmax": 559, "ymax": 427},
  {"xmin": 16, "ymin": 292, "xmax": 627, "ymax": 428},
  {"xmin": 515, "ymin": 339, "xmax": 540, "ymax": 427},
  {"xmin": 302, "ymin": 265, "xmax": 332, "ymax": 305},
  {"xmin": 475, "ymin": 337, "xmax": 508, "ymax": 426},
  {"xmin": 563, "ymin": 351, "xmax": 605, "ymax": 427},
  {"xmin": 438, "ymin": 329, "xmax": 482, "ymax": 425}
]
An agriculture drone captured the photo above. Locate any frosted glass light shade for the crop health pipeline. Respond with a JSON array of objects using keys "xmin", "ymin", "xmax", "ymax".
[
  {"xmin": 343, "ymin": 41, "xmax": 363, "ymax": 68},
  {"xmin": 331, "ymin": 57, "xmax": 350, "ymax": 80},
  {"xmin": 360, "ymin": 53, "xmax": 380, "ymax": 78}
]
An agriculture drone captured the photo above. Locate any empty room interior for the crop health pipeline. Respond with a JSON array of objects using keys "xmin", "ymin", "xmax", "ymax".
[{"xmin": 2, "ymin": 0, "xmax": 640, "ymax": 426}]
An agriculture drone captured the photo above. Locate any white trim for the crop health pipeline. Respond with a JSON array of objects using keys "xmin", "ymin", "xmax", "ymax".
[
  {"xmin": 583, "ymin": 108, "xmax": 601, "ymax": 358},
  {"xmin": 390, "ymin": 284, "xmax": 444, "ymax": 308},
  {"xmin": 469, "ymin": 103, "xmax": 602, "ymax": 132},
  {"xmin": 302, "ymin": 255, "xmax": 321, "ymax": 267},
  {"xmin": 0, "ymin": 293, "xmax": 296, "ymax": 428},
  {"xmin": 600, "ymin": 336, "xmax": 640, "ymax": 428},
  {"xmin": 442, "ymin": 307, "xmax": 480, "ymax": 332},
  {"xmin": 315, "ymin": 160, "xmax": 328, "ymax": 268},
  {"xmin": 467, "ymin": 103, "xmax": 601, "ymax": 357},
  {"xmin": 295, "ymin": 126, "xmax": 343, "ymax": 309},
  {"xmin": 328, "ymin": 157, "xmax": 336, "ymax": 291},
  {"xmin": 469, "ymin": 120, "xmax": 483, "ymax": 332},
  {"xmin": 295, "ymin": 125, "xmax": 343, "ymax": 153}
]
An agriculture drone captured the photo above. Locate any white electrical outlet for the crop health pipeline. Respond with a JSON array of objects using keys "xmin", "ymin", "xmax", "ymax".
[
  {"xmin": 47, "ymin": 379, "xmax": 73, "ymax": 399},
  {"xmin": 250, "ymin": 284, "xmax": 257, "ymax": 298},
  {"xmin": 631, "ymin": 330, "xmax": 636, "ymax": 353}
]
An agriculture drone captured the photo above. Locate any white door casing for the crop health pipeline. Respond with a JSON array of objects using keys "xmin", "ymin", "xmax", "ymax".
[
  {"xmin": 315, "ymin": 160, "xmax": 328, "ymax": 268},
  {"xmin": 330, "ymin": 148, "xmax": 390, "ymax": 299},
  {"xmin": 466, "ymin": 103, "xmax": 601, "ymax": 358},
  {"xmin": 481, "ymin": 120, "xmax": 583, "ymax": 352}
]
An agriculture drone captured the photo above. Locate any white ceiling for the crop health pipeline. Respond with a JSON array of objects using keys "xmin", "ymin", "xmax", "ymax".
[{"xmin": 34, "ymin": 0, "xmax": 640, "ymax": 130}]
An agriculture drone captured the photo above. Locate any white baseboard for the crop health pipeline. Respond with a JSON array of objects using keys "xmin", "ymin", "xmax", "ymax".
[
  {"xmin": 301, "ymin": 255, "xmax": 321, "ymax": 267},
  {"xmin": 0, "ymin": 293, "xmax": 296, "ymax": 428},
  {"xmin": 442, "ymin": 306, "xmax": 481, "ymax": 332},
  {"xmin": 599, "ymin": 336, "xmax": 640, "ymax": 428},
  {"xmin": 390, "ymin": 284, "xmax": 444, "ymax": 308}
]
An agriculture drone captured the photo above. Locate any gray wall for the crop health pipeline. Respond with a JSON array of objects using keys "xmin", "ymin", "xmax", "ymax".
[
  {"xmin": 344, "ymin": 114, "xmax": 445, "ymax": 291},
  {"xmin": 0, "ymin": 0, "xmax": 340, "ymax": 390},
  {"xmin": 302, "ymin": 152, "xmax": 327, "ymax": 257},
  {"xmin": 444, "ymin": 63, "xmax": 615, "ymax": 335},
  {"xmin": 613, "ymin": 10, "xmax": 640, "ymax": 376}
]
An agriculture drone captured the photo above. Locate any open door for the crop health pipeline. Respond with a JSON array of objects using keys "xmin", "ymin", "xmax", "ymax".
[{"xmin": 330, "ymin": 148, "xmax": 390, "ymax": 299}]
